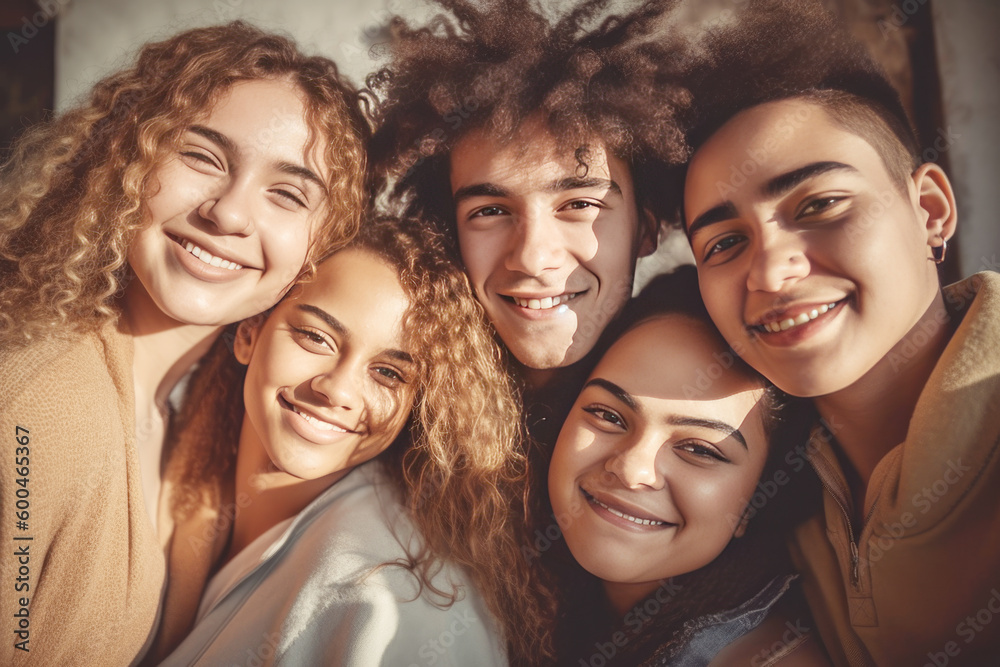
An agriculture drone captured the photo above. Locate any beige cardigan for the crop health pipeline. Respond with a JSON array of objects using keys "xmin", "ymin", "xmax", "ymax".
[
  {"xmin": 0, "ymin": 321, "xmax": 164, "ymax": 666},
  {"xmin": 789, "ymin": 272, "xmax": 1000, "ymax": 666}
]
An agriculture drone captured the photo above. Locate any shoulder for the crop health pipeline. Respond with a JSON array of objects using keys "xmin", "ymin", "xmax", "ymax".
[{"xmin": 708, "ymin": 592, "xmax": 832, "ymax": 667}]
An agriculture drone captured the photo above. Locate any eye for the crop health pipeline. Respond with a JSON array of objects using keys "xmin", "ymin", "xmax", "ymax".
[
  {"xmin": 291, "ymin": 326, "xmax": 333, "ymax": 352},
  {"xmin": 582, "ymin": 405, "xmax": 626, "ymax": 430},
  {"xmin": 703, "ymin": 234, "xmax": 746, "ymax": 261},
  {"xmin": 798, "ymin": 196, "xmax": 847, "ymax": 217},
  {"xmin": 563, "ymin": 200, "xmax": 598, "ymax": 211},
  {"xmin": 373, "ymin": 366, "xmax": 406, "ymax": 384},
  {"xmin": 674, "ymin": 441, "xmax": 730, "ymax": 463},
  {"xmin": 470, "ymin": 205, "xmax": 507, "ymax": 218},
  {"xmin": 180, "ymin": 150, "xmax": 222, "ymax": 171},
  {"xmin": 271, "ymin": 188, "xmax": 308, "ymax": 210}
]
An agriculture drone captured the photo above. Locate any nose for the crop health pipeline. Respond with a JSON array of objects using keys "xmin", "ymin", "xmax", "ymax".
[
  {"xmin": 605, "ymin": 433, "xmax": 665, "ymax": 490},
  {"xmin": 745, "ymin": 225, "xmax": 809, "ymax": 293},
  {"xmin": 310, "ymin": 359, "xmax": 364, "ymax": 412},
  {"xmin": 198, "ymin": 177, "xmax": 254, "ymax": 235},
  {"xmin": 504, "ymin": 209, "xmax": 566, "ymax": 276}
]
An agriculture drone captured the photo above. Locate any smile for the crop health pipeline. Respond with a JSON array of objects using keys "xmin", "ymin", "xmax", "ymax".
[
  {"xmin": 583, "ymin": 489, "xmax": 669, "ymax": 527},
  {"xmin": 279, "ymin": 395, "xmax": 354, "ymax": 434},
  {"xmin": 507, "ymin": 292, "xmax": 582, "ymax": 310},
  {"xmin": 175, "ymin": 236, "xmax": 244, "ymax": 271},
  {"xmin": 754, "ymin": 300, "xmax": 844, "ymax": 334}
]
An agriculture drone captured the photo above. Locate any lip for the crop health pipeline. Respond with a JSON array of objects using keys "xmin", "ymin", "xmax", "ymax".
[
  {"xmin": 747, "ymin": 298, "xmax": 849, "ymax": 346},
  {"xmin": 168, "ymin": 233, "xmax": 257, "ymax": 283},
  {"xmin": 581, "ymin": 487, "xmax": 676, "ymax": 532},
  {"xmin": 278, "ymin": 393, "xmax": 359, "ymax": 445}
]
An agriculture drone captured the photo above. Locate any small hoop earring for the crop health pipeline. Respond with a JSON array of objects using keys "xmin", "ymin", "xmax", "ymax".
[{"xmin": 931, "ymin": 238, "xmax": 947, "ymax": 264}]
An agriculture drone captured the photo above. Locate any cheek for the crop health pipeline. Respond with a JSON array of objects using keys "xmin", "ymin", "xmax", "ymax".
[{"xmin": 260, "ymin": 221, "xmax": 315, "ymax": 278}]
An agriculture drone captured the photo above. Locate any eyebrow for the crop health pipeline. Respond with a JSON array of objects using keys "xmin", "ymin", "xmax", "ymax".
[
  {"xmin": 277, "ymin": 162, "xmax": 325, "ymax": 191},
  {"xmin": 584, "ymin": 377, "xmax": 748, "ymax": 449},
  {"xmin": 687, "ymin": 161, "xmax": 858, "ymax": 237},
  {"xmin": 453, "ymin": 176, "xmax": 622, "ymax": 206},
  {"xmin": 296, "ymin": 304, "xmax": 414, "ymax": 364},
  {"xmin": 189, "ymin": 125, "xmax": 238, "ymax": 156},
  {"xmin": 585, "ymin": 378, "xmax": 639, "ymax": 411},
  {"xmin": 762, "ymin": 161, "xmax": 857, "ymax": 198},
  {"xmin": 667, "ymin": 416, "xmax": 747, "ymax": 450},
  {"xmin": 547, "ymin": 177, "xmax": 622, "ymax": 196}
]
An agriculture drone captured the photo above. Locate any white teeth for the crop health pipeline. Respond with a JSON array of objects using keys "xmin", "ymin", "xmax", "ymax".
[
  {"xmin": 512, "ymin": 293, "xmax": 578, "ymax": 310},
  {"xmin": 763, "ymin": 302, "xmax": 838, "ymax": 333},
  {"xmin": 591, "ymin": 495, "xmax": 666, "ymax": 527},
  {"xmin": 292, "ymin": 405, "xmax": 347, "ymax": 433},
  {"xmin": 182, "ymin": 239, "xmax": 243, "ymax": 271}
]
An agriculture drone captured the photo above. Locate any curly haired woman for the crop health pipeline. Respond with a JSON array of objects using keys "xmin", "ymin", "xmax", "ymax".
[
  {"xmin": 148, "ymin": 218, "xmax": 552, "ymax": 666},
  {"xmin": 0, "ymin": 22, "xmax": 368, "ymax": 665}
]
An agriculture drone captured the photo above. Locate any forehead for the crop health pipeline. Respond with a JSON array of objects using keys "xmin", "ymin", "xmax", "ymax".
[
  {"xmin": 595, "ymin": 315, "xmax": 763, "ymax": 408},
  {"xmin": 449, "ymin": 122, "xmax": 634, "ymax": 193},
  {"xmin": 686, "ymin": 99, "xmax": 891, "ymax": 210},
  {"xmin": 283, "ymin": 249, "xmax": 408, "ymax": 333}
]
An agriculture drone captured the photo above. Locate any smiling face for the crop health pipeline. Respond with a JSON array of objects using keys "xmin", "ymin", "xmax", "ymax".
[
  {"xmin": 128, "ymin": 77, "xmax": 329, "ymax": 327},
  {"xmin": 449, "ymin": 122, "xmax": 652, "ymax": 371},
  {"xmin": 684, "ymin": 98, "xmax": 953, "ymax": 397},
  {"xmin": 548, "ymin": 315, "xmax": 769, "ymax": 611},
  {"xmin": 235, "ymin": 248, "xmax": 417, "ymax": 485}
]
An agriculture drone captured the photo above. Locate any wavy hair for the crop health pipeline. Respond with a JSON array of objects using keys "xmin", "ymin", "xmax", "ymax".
[
  {"xmin": 167, "ymin": 217, "xmax": 555, "ymax": 664},
  {"xmin": 366, "ymin": 0, "xmax": 694, "ymax": 243},
  {"xmin": 0, "ymin": 21, "xmax": 369, "ymax": 345}
]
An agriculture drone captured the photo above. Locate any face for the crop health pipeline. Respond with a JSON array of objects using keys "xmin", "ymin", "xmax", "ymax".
[
  {"xmin": 128, "ymin": 77, "xmax": 330, "ymax": 327},
  {"xmin": 235, "ymin": 248, "xmax": 417, "ymax": 484},
  {"xmin": 685, "ymin": 99, "xmax": 949, "ymax": 397},
  {"xmin": 450, "ymin": 122, "xmax": 652, "ymax": 370},
  {"xmin": 548, "ymin": 315, "xmax": 769, "ymax": 606}
]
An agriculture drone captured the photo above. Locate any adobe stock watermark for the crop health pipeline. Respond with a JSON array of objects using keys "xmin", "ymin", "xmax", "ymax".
[
  {"xmin": 7, "ymin": 0, "xmax": 69, "ymax": 54},
  {"xmin": 923, "ymin": 587, "xmax": 1000, "ymax": 666},
  {"xmin": 877, "ymin": 0, "xmax": 930, "ymax": 39},
  {"xmin": 577, "ymin": 579, "xmax": 684, "ymax": 667}
]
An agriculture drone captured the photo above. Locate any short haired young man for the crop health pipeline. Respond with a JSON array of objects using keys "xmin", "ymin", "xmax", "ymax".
[
  {"xmin": 681, "ymin": 2, "xmax": 1000, "ymax": 664},
  {"xmin": 370, "ymin": 0, "xmax": 691, "ymax": 442}
]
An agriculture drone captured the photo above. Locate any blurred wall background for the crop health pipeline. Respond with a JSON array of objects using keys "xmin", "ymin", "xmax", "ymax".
[{"xmin": 3, "ymin": 0, "xmax": 997, "ymax": 280}]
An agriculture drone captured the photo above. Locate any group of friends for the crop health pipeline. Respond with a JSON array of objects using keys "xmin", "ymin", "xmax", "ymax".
[{"xmin": 1, "ymin": 0, "xmax": 998, "ymax": 665}]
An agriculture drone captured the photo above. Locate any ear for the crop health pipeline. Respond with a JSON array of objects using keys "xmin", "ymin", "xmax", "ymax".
[
  {"xmin": 733, "ymin": 505, "xmax": 752, "ymax": 539},
  {"xmin": 233, "ymin": 314, "xmax": 267, "ymax": 365},
  {"xmin": 637, "ymin": 207, "xmax": 660, "ymax": 258},
  {"xmin": 910, "ymin": 162, "xmax": 957, "ymax": 255}
]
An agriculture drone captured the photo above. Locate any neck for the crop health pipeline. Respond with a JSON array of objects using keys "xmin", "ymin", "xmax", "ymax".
[
  {"xmin": 226, "ymin": 421, "xmax": 348, "ymax": 565},
  {"xmin": 814, "ymin": 291, "xmax": 956, "ymax": 492},
  {"xmin": 123, "ymin": 279, "xmax": 222, "ymax": 409},
  {"xmin": 602, "ymin": 579, "xmax": 661, "ymax": 618}
]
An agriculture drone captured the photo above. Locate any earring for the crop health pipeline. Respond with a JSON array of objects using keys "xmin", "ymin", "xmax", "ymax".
[{"xmin": 931, "ymin": 238, "xmax": 947, "ymax": 264}]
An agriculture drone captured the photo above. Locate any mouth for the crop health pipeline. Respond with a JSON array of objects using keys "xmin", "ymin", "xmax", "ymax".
[
  {"xmin": 582, "ymin": 488, "xmax": 674, "ymax": 528},
  {"xmin": 503, "ymin": 291, "xmax": 584, "ymax": 311},
  {"xmin": 169, "ymin": 234, "xmax": 245, "ymax": 271},
  {"xmin": 749, "ymin": 298, "xmax": 847, "ymax": 335},
  {"xmin": 278, "ymin": 394, "xmax": 356, "ymax": 434}
]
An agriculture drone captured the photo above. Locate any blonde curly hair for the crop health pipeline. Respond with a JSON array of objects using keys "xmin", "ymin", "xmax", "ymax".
[
  {"xmin": 0, "ymin": 21, "xmax": 369, "ymax": 345},
  {"xmin": 168, "ymin": 217, "xmax": 556, "ymax": 664}
]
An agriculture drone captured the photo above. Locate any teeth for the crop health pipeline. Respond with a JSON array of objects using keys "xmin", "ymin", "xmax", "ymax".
[
  {"xmin": 763, "ymin": 302, "xmax": 838, "ymax": 333},
  {"xmin": 292, "ymin": 405, "xmax": 347, "ymax": 433},
  {"xmin": 591, "ymin": 495, "xmax": 665, "ymax": 527},
  {"xmin": 512, "ymin": 293, "xmax": 578, "ymax": 309},
  {"xmin": 182, "ymin": 239, "xmax": 243, "ymax": 271}
]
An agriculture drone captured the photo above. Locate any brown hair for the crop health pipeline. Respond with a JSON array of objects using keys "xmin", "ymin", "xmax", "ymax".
[
  {"xmin": 168, "ymin": 217, "xmax": 555, "ymax": 664},
  {"xmin": 0, "ymin": 21, "xmax": 369, "ymax": 345},
  {"xmin": 681, "ymin": 0, "xmax": 919, "ymax": 203},
  {"xmin": 366, "ymin": 0, "xmax": 695, "ymax": 242}
]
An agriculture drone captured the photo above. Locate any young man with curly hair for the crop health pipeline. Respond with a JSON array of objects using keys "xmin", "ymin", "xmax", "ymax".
[{"xmin": 369, "ymin": 0, "xmax": 692, "ymax": 442}]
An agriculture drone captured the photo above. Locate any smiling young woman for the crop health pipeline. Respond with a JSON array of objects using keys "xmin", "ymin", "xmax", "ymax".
[
  {"xmin": 150, "ymin": 218, "xmax": 552, "ymax": 666},
  {"xmin": 0, "ymin": 22, "xmax": 368, "ymax": 666}
]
